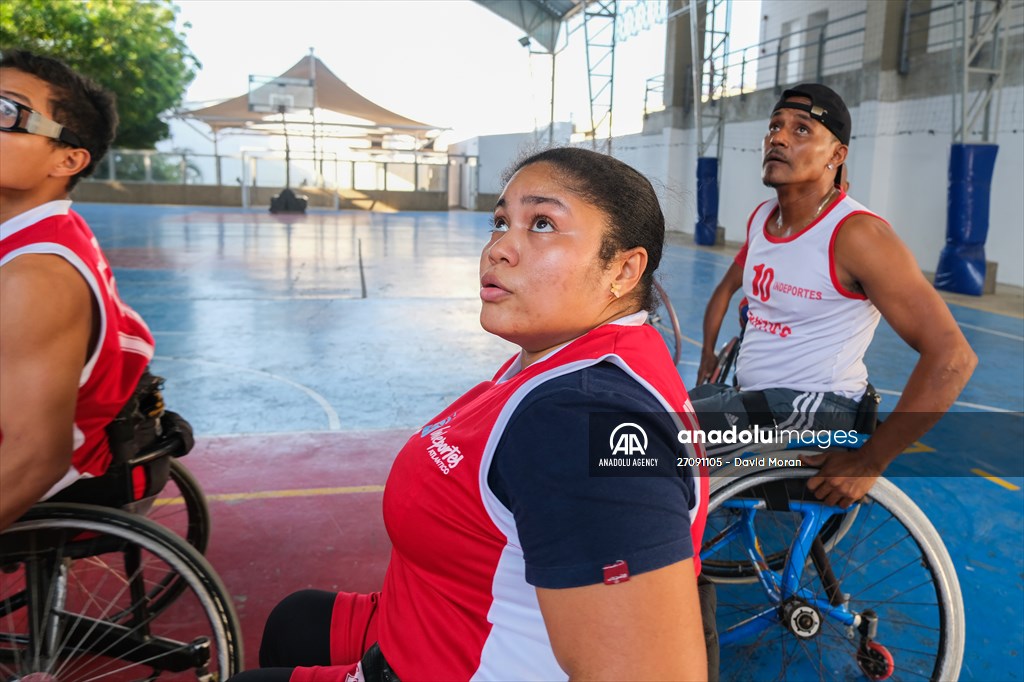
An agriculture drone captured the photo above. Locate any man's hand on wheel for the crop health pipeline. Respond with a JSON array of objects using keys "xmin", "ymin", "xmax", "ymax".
[
  {"xmin": 697, "ymin": 349, "xmax": 718, "ymax": 386},
  {"xmin": 801, "ymin": 451, "xmax": 885, "ymax": 509}
]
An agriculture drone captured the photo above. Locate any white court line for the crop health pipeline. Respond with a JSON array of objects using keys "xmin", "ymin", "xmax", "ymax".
[
  {"xmin": 957, "ymin": 322, "xmax": 1024, "ymax": 342},
  {"xmin": 189, "ymin": 428, "xmax": 415, "ymax": 439},
  {"xmin": 875, "ymin": 388, "xmax": 1018, "ymax": 414},
  {"xmin": 154, "ymin": 355, "xmax": 342, "ymax": 431}
]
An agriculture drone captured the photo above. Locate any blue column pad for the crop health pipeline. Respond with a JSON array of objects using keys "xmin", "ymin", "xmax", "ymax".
[
  {"xmin": 935, "ymin": 143, "xmax": 998, "ymax": 296},
  {"xmin": 695, "ymin": 157, "xmax": 719, "ymax": 246}
]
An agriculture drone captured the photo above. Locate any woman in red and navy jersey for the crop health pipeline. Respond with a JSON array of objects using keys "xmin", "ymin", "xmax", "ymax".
[{"xmin": 238, "ymin": 148, "xmax": 710, "ymax": 682}]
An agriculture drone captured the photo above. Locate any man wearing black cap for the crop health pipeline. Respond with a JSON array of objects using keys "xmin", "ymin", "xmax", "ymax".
[{"xmin": 692, "ymin": 83, "xmax": 976, "ymax": 508}]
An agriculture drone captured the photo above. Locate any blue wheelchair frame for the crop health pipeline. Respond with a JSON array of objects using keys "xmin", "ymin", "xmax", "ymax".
[{"xmin": 704, "ymin": 436, "xmax": 871, "ymax": 647}]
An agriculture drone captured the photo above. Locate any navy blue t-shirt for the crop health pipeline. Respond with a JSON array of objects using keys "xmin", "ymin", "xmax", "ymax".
[{"xmin": 487, "ymin": 362, "xmax": 695, "ymax": 589}]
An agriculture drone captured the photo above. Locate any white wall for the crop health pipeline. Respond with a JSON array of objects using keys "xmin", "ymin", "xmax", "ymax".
[
  {"xmin": 447, "ymin": 124, "xmax": 574, "ymax": 195},
  {"xmin": 610, "ymin": 129, "xmax": 693, "ymax": 233},
  {"xmin": 851, "ymin": 87, "xmax": 1024, "ymax": 287}
]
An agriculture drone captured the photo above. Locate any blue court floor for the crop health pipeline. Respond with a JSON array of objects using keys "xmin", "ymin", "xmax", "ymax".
[{"xmin": 79, "ymin": 203, "xmax": 1023, "ymax": 680}]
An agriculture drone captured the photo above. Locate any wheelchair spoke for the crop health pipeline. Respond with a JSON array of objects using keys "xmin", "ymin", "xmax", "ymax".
[{"xmin": 0, "ymin": 504, "xmax": 241, "ymax": 680}]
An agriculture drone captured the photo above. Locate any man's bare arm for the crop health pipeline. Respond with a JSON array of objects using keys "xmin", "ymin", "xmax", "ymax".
[
  {"xmin": 0, "ymin": 255, "xmax": 93, "ymax": 529},
  {"xmin": 698, "ymin": 262, "xmax": 744, "ymax": 385},
  {"xmin": 805, "ymin": 215, "xmax": 977, "ymax": 507}
]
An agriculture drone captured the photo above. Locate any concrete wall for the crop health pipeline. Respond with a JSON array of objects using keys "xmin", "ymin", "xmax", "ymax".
[
  {"xmin": 73, "ymin": 181, "xmax": 448, "ymax": 212},
  {"xmin": 609, "ymin": 128, "xmax": 698, "ymax": 234},
  {"xmin": 462, "ymin": 77, "xmax": 1024, "ymax": 287},
  {"xmin": 73, "ymin": 181, "xmax": 241, "ymax": 206},
  {"xmin": 629, "ymin": 0, "xmax": 1024, "ymax": 288},
  {"xmin": 756, "ymin": 0, "xmax": 869, "ymax": 89}
]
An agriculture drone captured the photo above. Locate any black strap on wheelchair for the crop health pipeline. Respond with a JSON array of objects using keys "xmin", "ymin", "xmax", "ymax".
[
  {"xmin": 738, "ymin": 390, "xmax": 777, "ymax": 429},
  {"xmin": 106, "ymin": 370, "xmax": 167, "ymax": 466},
  {"xmin": 52, "ymin": 370, "xmax": 194, "ymax": 508},
  {"xmin": 107, "ymin": 369, "xmax": 194, "ymax": 501},
  {"xmin": 853, "ymin": 382, "xmax": 881, "ymax": 435},
  {"xmin": 361, "ymin": 642, "xmax": 401, "ymax": 682}
]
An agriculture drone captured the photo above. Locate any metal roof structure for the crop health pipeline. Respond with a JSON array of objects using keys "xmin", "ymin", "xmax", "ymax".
[
  {"xmin": 476, "ymin": 0, "xmax": 621, "ymax": 150},
  {"xmin": 473, "ymin": 0, "xmax": 586, "ymax": 52}
]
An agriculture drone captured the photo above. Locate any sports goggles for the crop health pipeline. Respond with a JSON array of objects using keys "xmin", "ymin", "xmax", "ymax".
[{"xmin": 0, "ymin": 94, "xmax": 83, "ymax": 147}]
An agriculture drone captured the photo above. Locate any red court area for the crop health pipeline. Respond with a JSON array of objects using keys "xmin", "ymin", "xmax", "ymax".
[{"xmin": 180, "ymin": 431, "xmax": 410, "ymax": 668}]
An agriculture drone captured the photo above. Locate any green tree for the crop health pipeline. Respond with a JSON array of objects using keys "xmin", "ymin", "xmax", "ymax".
[{"xmin": 0, "ymin": 0, "xmax": 200, "ymax": 148}]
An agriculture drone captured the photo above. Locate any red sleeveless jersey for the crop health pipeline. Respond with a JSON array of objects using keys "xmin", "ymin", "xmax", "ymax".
[
  {"xmin": 1, "ymin": 201, "xmax": 154, "ymax": 496},
  {"xmin": 378, "ymin": 319, "xmax": 708, "ymax": 680}
]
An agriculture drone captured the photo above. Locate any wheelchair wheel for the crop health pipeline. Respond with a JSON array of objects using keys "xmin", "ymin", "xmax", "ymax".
[
  {"xmin": 649, "ymin": 280, "xmax": 683, "ymax": 365},
  {"xmin": 137, "ymin": 460, "xmax": 214, "ymax": 617},
  {"xmin": 147, "ymin": 459, "xmax": 211, "ymax": 555},
  {"xmin": 0, "ymin": 503, "xmax": 243, "ymax": 680},
  {"xmin": 707, "ymin": 335, "xmax": 740, "ymax": 386},
  {"xmin": 707, "ymin": 467, "xmax": 964, "ymax": 682}
]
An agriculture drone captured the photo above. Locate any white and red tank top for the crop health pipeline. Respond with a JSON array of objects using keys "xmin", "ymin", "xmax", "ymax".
[
  {"xmin": 1, "ymin": 201, "xmax": 155, "ymax": 496},
  {"xmin": 378, "ymin": 317, "xmax": 708, "ymax": 680},
  {"xmin": 735, "ymin": 193, "xmax": 882, "ymax": 399}
]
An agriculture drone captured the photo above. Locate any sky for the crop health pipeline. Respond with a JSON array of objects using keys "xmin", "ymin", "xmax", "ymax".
[{"xmin": 168, "ymin": 0, "xmax": 762, "ymax": 155}]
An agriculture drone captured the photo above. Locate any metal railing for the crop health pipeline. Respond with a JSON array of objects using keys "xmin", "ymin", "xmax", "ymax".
[
  {"xmin": 643, "ymin": 7, "xmax": 869, "ymax": 118},
  {"xmin": 644, "ymin": 74, "xmax": 665, "ymax": 118},
  {"xmin": 90, "ymin": 149, "xmax": 449, "ymax": 192},
  {"xmin": 643, "ymin": 0, "xmax": 1022, "ymax": 117},
  {"xmin": 766, "ymin": 10, "xmax": 867, "ymax": 92},
  {"xmin": 899, "ymin": 0, "xmax": 1024, "ymax": 75}
]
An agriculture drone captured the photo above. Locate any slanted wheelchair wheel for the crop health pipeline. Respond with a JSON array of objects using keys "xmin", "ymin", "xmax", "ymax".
[
  {"xmin": 648, "ymin": 280, "xmax": 683, "ymax": 366},
  {"xmin": 150, "ymin": 459, "xmax": 212, "ymax": 555},
  {"xmin": 126, "ymin": 459, "xmax": 213, "ymax": 618},
  {"xmin": 709, "ymin": 335, "xmax": 740, "ymax": 385},
  {"xmin": 0, "ymin": 503, "xmax": 242, "ymax": 680},
  {"xmin": 706, "ymin": 467, "xmax": 964, "ymax": 682}
]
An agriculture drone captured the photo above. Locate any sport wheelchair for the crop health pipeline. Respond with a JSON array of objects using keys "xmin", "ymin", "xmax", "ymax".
[
  {"xmin": 0, "ymin": 375, "xmax": 242, "ymax": 681},
  {"xmin": 697, "ymin": 336, "xmax": 964, "ymax": 681},
  {"xmin": 648, "ymin": 281, "xmax": 684, "ymax": 366}
]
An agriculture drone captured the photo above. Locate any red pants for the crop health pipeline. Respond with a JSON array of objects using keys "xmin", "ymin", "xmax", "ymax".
[{"xmin": 280, "ymin": 591, "xmax": 380, "ymax": 682}]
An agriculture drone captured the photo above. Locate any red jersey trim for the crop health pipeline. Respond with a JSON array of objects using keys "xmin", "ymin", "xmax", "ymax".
[
  {"xmin": 828, "ymin": 209, "xmax": 887, "ymax": 300},
  {"xmin": 2, "ymin": 242, "xmax": 109, "ymax": 383},
  {"xmin": 763, "ymin": 190, "xmax": 847, "ymax": 244},
  {"xmin": 735, "ymin": 200, "xmax": 772, "ymax": 267}
]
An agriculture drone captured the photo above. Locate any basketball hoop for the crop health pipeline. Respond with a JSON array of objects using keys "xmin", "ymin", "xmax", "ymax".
[
  {"xmin": 248, "ymin": 75, "xmax": 314, "ymax": 211},
  {"xmin": 248, "ymin": 75, "xmax": 314, "ymax": 113}
]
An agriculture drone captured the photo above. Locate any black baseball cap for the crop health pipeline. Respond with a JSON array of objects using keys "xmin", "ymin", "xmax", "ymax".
[{"xmin": 772, "ymin": 83, "xmax": 851, "ymax": 145}]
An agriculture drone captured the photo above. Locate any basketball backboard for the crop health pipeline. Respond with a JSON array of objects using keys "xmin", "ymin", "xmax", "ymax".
[{"xmin": 248, "ymin": 75, "xmax": 315, "ymax": 113}]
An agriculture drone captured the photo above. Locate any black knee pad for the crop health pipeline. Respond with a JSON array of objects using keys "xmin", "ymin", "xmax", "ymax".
[{"xmin": 259, "ymin": 589, "xmax": 336, "ymax": 668}]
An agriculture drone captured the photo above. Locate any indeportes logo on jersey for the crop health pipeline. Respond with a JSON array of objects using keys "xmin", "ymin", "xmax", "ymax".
[
  {"xmin": 425, "ymin": 425, "xmax": 464, "ymax": 475},
  {"xmin": 420, "ymin": 413, "xmax": 454, "ymax": 438},
  {"xmin": 752, "ymin": 262, "xmax": 824, "ymax": 302}
]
